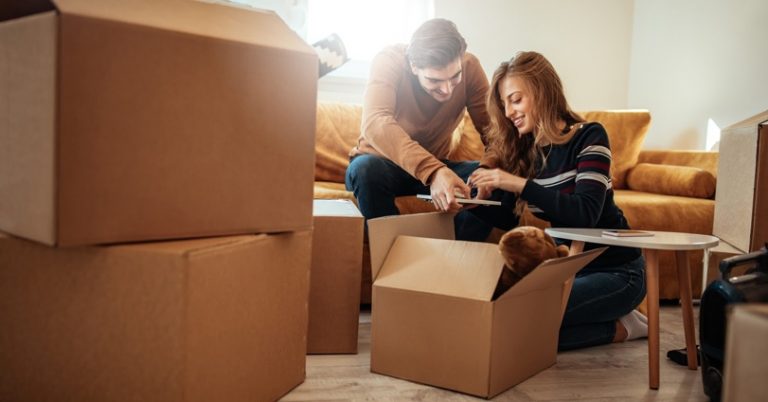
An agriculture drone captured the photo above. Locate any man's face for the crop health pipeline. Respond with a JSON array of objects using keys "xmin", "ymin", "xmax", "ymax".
[{"xmin": 411, "ymin": 57, "xmax": 463, "ymax": 103}]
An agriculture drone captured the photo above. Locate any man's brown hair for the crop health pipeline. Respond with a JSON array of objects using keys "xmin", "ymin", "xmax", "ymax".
[{"xmin": 406, "ymin": 18, "xmax": 467, "ymax": 69}]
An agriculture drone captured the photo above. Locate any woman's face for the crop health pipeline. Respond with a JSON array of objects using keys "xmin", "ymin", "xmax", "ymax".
[{"xmin": 498, "ymin": 76, "xmax": 535, "ymax": 135}]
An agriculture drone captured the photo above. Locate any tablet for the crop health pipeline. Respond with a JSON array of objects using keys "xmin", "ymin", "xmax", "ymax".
[{"xmin": 416, "ymin": 194, "xmax": 502, "ymax": 206}]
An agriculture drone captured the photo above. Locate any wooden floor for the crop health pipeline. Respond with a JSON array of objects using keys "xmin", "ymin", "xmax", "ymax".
[{"xmin": 282, "ymin": 305, "xmax": 707, "ymax": 401}]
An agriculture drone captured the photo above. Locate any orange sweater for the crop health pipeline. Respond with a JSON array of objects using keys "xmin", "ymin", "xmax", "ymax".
[{"xmin": 350, "ymin": 44, "xmax": 490, "ymax": 185}]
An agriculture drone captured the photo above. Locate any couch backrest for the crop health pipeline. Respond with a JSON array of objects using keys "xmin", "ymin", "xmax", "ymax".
[
  {"xmin": 580, "ymin": 110, "xmax": 651, "ymax": 189},
  {"xmin": 315, "ymin": 103, "xmax": 362, "ymax": 183},
  {"xmin": 314, "ymin": 103, "xmax": 651, "ymax": 189}
]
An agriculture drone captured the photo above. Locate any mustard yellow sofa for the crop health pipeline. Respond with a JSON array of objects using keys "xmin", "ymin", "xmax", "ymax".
[{"xmin": 313, "ymin": 102, "xmax": 719, "ymax": 303}]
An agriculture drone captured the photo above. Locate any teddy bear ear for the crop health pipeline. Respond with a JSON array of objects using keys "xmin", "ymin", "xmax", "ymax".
[
  {"xmin": 556, "ymin": 244, "xmax": 570, "ymax": 257},
  {"xmin": 501, "ymin": 230, "xmax": 525, "ymax": 242}
]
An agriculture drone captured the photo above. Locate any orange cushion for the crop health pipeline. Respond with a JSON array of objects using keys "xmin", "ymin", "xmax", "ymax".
[
  {"xmin": 625, "ymin": 163, "xmax": 716, "ymax": 199},
  {"xmin": 314, "ymin": 103, "xmax": 363, "ymax": 183}
]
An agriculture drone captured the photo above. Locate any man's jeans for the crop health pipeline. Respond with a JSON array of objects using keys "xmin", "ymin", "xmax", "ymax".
[{"xmin": 345, "ymin": 154, "xmax": 492, "ymax": 241}]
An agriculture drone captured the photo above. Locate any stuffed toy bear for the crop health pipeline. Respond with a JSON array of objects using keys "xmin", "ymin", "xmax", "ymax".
[{"xmin": 493, "ymin": 226, "xmax": 570, "ymax": 299}]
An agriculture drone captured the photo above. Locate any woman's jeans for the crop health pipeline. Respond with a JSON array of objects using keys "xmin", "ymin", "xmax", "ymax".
[
  {"xmin": 464, "ymin": 190, "xmax": 646, "ymax": 350},
  {"xmin": 558, "ymin": 255, "xmax": 647, "ymax": 350},
  {"xmin": 345, "ymin": 154, "xmax": 492, "ymax": 241}
]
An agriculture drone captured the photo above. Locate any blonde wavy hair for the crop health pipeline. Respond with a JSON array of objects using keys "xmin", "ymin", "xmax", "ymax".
[{"xmin": 485, "ymin": 51, "xmax": 584, "ymax": 214}]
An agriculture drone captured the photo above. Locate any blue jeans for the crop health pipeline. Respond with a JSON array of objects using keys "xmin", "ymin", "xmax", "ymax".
[
  {"xmin": 458, "ymin": 188, "xmax": 646, "ymax": 350},
  {"xmin": 558, "ymin": 255, "xmax": 647, "ymax": 350},
  {"xmin": 345, "ymin": 154, "xmax": 492, "ymax": 241}
]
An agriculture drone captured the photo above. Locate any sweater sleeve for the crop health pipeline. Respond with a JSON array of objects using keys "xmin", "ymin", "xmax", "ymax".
[
  {"xmin": 463, "ymin": 53, "xmax": 490, "ymax": 144},
  {"xmin": 520, "ymin": 125, "xmax": 612, "ymax": 227},
  {"xmin": 360, "ymin": 49, "xmax": 446, "ymax": 185}
]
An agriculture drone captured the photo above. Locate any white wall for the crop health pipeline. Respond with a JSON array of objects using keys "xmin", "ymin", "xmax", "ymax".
[
  {"xmin": 628, "ymin": 0, "xmax": 768, "ymax": 149},
  {"xmin": 436, "ymin": 0, "xmax": 635, "ymax": 111},
  {"xmin": 317, "ymin": 0, "xmax": 767, "ymax": 150},
  {"xmin": 319, "ymin": 0, "xmax": 634, "ymax": 109}
]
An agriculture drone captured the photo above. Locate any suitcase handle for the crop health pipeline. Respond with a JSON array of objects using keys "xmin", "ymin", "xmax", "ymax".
[{"xmin": 720, "ymin": 244, "xmax": 768, "ymax": 279}]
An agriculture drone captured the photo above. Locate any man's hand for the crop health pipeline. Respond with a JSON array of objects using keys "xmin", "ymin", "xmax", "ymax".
[{"xmin": 429, "ymin": 167, "xmax": 470, "ymax": 212}]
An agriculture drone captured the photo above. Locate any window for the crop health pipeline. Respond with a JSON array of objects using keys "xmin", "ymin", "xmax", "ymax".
[
  {"xmin": 227, "ymin": 0, "xmax": 434, "ymax": 101},
  {"xmin": 307, "ymin": 0, "xmax": 433, "ymax": 70}
]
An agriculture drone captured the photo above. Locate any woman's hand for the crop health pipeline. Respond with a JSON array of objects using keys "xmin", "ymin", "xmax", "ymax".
[
  {"xmin": 460, "ymin": 182, "xmax": 492, "ymax": 210},
  {"xmin": 469, "ymin": 168, "xmax": 527, "ymax": 193}
]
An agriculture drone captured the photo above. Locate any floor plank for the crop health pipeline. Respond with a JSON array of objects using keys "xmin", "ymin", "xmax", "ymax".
[{"xmin": 282, "ymin": 305, "xmax": 707, "ymax": 401}]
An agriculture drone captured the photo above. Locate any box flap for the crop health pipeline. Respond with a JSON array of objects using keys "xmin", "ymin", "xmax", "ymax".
[
  {"xmin": 714, "ymin": 117, "xmax": 761, "ymax": 250},
  {"xmin": 0, "ymin": 0, "xmax": 54, "ymax": 22},
  {"xmin": 724, "ymin": 108, "xmax": 768, "ymax": 130},
  {"xmin": 0, "ymin": 10, "xmax": 57, "ymax": 245},
  {"xmin": 498, "ymin": 247, "xmax": 606, "ymax": 300},
  {"xmin": 52, "ymin": 0, "xmax": 314, "ymax": 54},
  {"xmin": 368, "ymin": 212, "xmax": 455, "ymax": 281},
  {"xmin": 313, "ymin": 199, "xmax": 363, "ymax": 218},
  {"xmin": 374, "ymin": 236, "xmax": 505, "ymax": 301}
]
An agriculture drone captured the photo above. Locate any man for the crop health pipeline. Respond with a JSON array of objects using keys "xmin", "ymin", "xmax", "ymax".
[{"xmin": 345, "ymin": 18, "xmax": 491, "ymax": 240}]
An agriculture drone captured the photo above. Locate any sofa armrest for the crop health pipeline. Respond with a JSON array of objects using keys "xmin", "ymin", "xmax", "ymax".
[
  {"xmin": 625, "ymin": 163, "xmax": 716, "ymax": 199},
  {"xmin": 637, "ymin": 150, "xmax": 719, "ymax": 179}
]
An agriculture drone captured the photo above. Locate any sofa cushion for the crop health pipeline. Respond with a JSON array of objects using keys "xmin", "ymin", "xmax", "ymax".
[
  {"xmin": 615, "ymin": 190, "xmax": 715, "ymax": 235},
  {"xmin": 446, "ymin": 113, "xmax": 485, "ymax": 161},
  {"xmin": 581, "ymin": 110, "xmax": 651, "ymax": 190},
  {"xmin": 315, "ymin": 103, "xmax": 363, "ymax": 183},
  {"xmin": 626, "ymin": 163, "xmax": 716, "ymax": 199}
]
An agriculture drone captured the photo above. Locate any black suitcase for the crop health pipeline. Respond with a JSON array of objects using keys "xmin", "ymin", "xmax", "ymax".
[{"xmin": 699, "ymin": 244, "xmax": 768, "ymax": 401}]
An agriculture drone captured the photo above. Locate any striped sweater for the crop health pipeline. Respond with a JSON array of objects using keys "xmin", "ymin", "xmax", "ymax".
[{"xmin": 520, "ymin": 122, "xmax": 641, "ymax": 268}]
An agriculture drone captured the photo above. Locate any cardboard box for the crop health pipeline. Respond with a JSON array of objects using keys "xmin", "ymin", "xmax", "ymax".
[
  {"xmin": 713, "ymin": 110, "xmax": 768, "ymax": 253},
  {"xmin": 0, "ymin": 230, "xmax": 312, "ymax": 402},
  {"xmin": 723, "ymin": 304, "xmax": 768, "ymax": 402},
  {"xmin": 307, "ymin": 199, "xmax": 364, "ymax": 354},
  {"xmin": 367, "ymin": 213, "xmax": 603, "ymax": 398},
  {"xmin": 0, "ymin": 0, "xmax": 318, "ymax": 246}
]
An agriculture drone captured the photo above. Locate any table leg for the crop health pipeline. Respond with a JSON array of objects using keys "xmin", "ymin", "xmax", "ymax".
[
  {"xmin": 701, "ymin": 248, "xmax": 711, "ymax": 298},
  {"xmin": 645, "ymin": 249, "xmax": 660, "ymax": 390},
  {"xmin": 676, "ymin": 250, "xmax": 699, "ymax": 370}
]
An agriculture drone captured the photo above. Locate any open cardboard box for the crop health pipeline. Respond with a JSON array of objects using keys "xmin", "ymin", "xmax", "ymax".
[{"xmin": 368, "ymin": 212, "xmax": 604, "ymax": 398}]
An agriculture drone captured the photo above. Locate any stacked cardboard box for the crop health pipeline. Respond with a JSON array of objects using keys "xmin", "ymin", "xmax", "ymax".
[
  {"xmin": 0, "ymin": 232, "xmax": 312, "ymax": 402},
  {"xmin": 308, "ymin": 200, "xmax": 364, "ymax": 354},
  {"xmin": 708, "ymin": 110, "xmax": 768, "ymax": 285},
  {"xmin": 0, "ymin": 0, "xmax": 317, "ymax": 246},
  {"xmin": 0, "ymin": 1, "xmax": 317, "ymax": 401},
  {"xmin": 723, "ymin": 304, "xmax": 768, "ymax": 402}
]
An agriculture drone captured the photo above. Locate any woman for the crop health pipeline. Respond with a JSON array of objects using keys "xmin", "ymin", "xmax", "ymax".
[{"xmin": 468, "ymin": 51, "xmax": 647, "ymax": 350}]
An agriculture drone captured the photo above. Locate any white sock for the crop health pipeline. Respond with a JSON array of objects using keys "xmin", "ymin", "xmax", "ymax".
[{"xmin": 619, "ymin": 310, "xmax": 648, "ymax": 341}]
